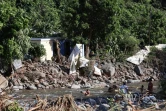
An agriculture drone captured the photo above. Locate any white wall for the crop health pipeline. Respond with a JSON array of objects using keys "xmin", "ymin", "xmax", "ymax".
[
  {"xmin": 40, "ymin": 40, "xmax": 53, "ymax": 61},
  {"xmin": 31, "ymin": 39, "xmax": 53, "ymax": 61}
]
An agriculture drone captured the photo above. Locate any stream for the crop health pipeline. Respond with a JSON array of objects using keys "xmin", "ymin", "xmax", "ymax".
[{"xmin": 8, "ymin": 81, "xmax": 161, "ymax": 110}]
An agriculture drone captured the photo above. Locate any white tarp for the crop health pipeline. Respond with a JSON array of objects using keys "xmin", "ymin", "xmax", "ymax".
[
  {"xmin": 69, "ymin": 44, "xmax": 89, "ymax": 74},
  {"xmin": 155, "ymin": 44, "xmax": 166, "ymax": 50},
  {"xmin": 69, "ymin": 54, "xmax": 76, "ymax": 74},
  {"xmin": 126, "ymin": 49, "xmax": 150, "ymax": 65},
  {"xmin": 68, "ymin": 44, "xmax": 102, "ymax": 76},
  {"xmin": 12, "ymin": 59, "xmax": 22, "ymax": 70},
  {"xmin": 126, "ymin": 44, "xmax": 166, "ymax": 65},
  {"xmin": 68, "ymin": 44, "xmax": 84, "ymax": 62}
]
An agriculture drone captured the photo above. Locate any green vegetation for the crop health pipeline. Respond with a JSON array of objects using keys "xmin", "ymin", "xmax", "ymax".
[
  {"xmin": 0, "ymin": 0, "xmax": 166, "ymax": 73},
  {"xmin": 28, "ymin": 43, "xmax": 46, "ymax": 59},
  {"xmin": 4, "ymin": 102, "xmax": 23, "ymax": 111},
  {"xmin": 59, "ymin": 0, "xmax": 166, "ymax": 60},
  {"xmin": 146, "ymin": 46, "xmax": 166, "ymax": 95}
]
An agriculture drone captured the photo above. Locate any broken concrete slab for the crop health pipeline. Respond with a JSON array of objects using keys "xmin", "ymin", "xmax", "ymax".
[{"xmin": 0, "ymin": 74, "xmax": 8, "ymax": 89}]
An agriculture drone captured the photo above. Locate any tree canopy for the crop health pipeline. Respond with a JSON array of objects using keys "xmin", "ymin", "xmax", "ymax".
[{"xmin": 0, "ymin": 0, "xmax": 166, "ymax": 67}]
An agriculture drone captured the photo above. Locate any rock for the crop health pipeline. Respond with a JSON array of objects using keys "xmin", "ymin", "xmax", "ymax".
[
  {"xmin": 49, "ymin": 67, "xmax": 59, "ymax": 74},
  {"xmin": 17, "ymin": 79, "xmax": 23, "ymax": 86},
  {"xmin": 66, "ymin": 83, "xmax": 72, "ymax": 88},
  {"xmin": 103, "ymin": 76, "xmax": 110, "ymax": 83},
  {"xmin": 91, "ymin": 76, "xmax": 97, "ymax": 80},
  {"xmin": 21, "ymin": 76, "xmax": 29, "ymax": 82},
  {"xmin": 152, "ymin": 75, "xmax": 158, "ymax": 81},
  {"xmin": 39, "ymin": 78, "xmax": 45, "ymax": 83},
  {"xmin": 97, "ymin": 104, "xmax": 108, "ymax": 111},
  {"xmin": 101, "ymin": 63, "xmax": 115, "ymax": 76},
  {"xmin": 2, "ymin": 99, "xmax": 14, "ymax": 107},
  {"xmin": 97, "ymin": 77, "xmax": 104, "ymax": 82},
  {"xmin": 13, "ymin": 85, "xmax": 24, "ymax": 90},
  {"xmin": 19, "ymin": 85, "xmax": 24, "ymax": 89},
  {"xmin": 12, "ymin": 79, "xmax": 20, "ymax": 86},
  {"xmin": 47, "ymin": 75, "xmax": 53, "ymax": 79},
  {"xmin": 45, "ymin": 86, "xmax": 50, "ymax": 89},
  {"xmin": 26, "ymin": 71, "xmax": 46, "ymax": 80},
  {"xmin": 94, "ymin": 80, "xmax": 100, "ymax": 84},
  {"xmin": 53, "ymin": 84, "xmax": 59, "ymax": 88},
  {"xmin": 34, "ymin": 79, "xmax": 40, "ymax": 84},
  {"xmin": 127, "ymin": 79, "xmax": 141, "ymax": 83},
  {"xmin": 82, "ymin": 83, "xmax": 91, "ymax": 88},
  {"xmin": 125, "ymin": 75, "xmax": 133, "ymax": 79},
  {"xmin": 36, "ymin": 84, "xmax": 44, "ymax": 89},
  {"xmin": 48, "ymin": 85, "xmax": 54, "ymax": 89},
  {"xmin": 134, "ymin": 65, "xmax": 143, "ymax": 76},
  {"xmin": 13, "ymin": 86, "xmax": 20, "ymax": 90},
  {"xmin": 132, "ymin": 72, "xmax": 139, "ymax": 80},
  {"xmin": 42, "ymin": 81, "xmax": 49, "ymax": 86},
  {"xmin": 102, "ymin": 104, "xmax": 110, "ymax": 108},
  {"xmin": 53, "ymin": 79, "xmax": 57, "ymax": 84},
  {"xmin": 71, "ymin": 84, "xmax": 80, "ymax": 89},
  {"xmin": 27, "ymin": 84, "xmax": 37, "ymax": 90},
  {"xmin": 93, "ymin": 82, "xmax": 107, "ymax": 88},
  {"xmin": 34, "ymin": 71, "xmax": 46, "ymax": 78},
  {"xmin": 109, "ymin": 79, "xmax": 115, "ymax": 83}
]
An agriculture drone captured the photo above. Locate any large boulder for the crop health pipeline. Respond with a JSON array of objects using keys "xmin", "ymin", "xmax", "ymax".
[
  {"xmin": 134, "ymin": 65, "xmax": 143, "ymax": 76},
  {"xmin": 101, "ymin": 63, "xmax": 115, "ymax": 76}
]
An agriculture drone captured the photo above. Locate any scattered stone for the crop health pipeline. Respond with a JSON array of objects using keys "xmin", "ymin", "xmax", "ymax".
[
  {"xmin": 27, "ymin": 84, "xmax": 37, "ymax": 90},
  {"xmin": 4, "ymin": 58, "xmax": 160, "ymax": 91},
  {"xmin": 127, "ymin": 79, "xmax": 141, "ymax": 83},
  {"xmin": 2, "ymin": 99, "xmax": 14, "ymax": 107},
  {"xmin": 71, "ymin": 84, "xmax": 80, "ymax": 89},
  {"xmin": 42, "ymin": 81, "xmax": 49, "ymax": 86}
]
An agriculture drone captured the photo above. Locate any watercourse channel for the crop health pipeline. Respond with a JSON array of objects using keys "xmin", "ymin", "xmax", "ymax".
[{"xmin": 8, "ymin": 81, "xmax": 160, "ymax": 110}]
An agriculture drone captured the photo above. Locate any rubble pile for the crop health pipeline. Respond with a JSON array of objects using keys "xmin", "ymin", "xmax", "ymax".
[{"xmin": 7, "ymin": 59, "xmax": 161, "ymax": 91}]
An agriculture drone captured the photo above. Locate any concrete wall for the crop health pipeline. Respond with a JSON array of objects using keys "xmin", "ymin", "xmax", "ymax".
[
  {"xmin": 40, "ymin": 40, "xmax": 53, "ymax": 61},
  {"xmin": 31, "ymin": 39, "xmax": 53, "ymax": 61}
]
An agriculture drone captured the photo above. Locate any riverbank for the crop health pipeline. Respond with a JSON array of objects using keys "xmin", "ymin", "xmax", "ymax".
[
  {"xmin": 1, "ymin": 58, "xmax": 165, "ymax": 110},
  {"xmin": 5, "ymin": 59, "xmax": 161, "ymax": 92}
]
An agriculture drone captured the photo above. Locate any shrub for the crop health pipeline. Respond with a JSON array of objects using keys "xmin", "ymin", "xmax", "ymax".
[
  {"xmin": 5, "ymin": 102, "xmax": 23, "ymax": 111},
  {"xmin": 28, "ymin": 43, "xmax": 46, "ymax": 58},
  {"xmin": 119, "ymin": 36, "xmax": 139, "ymax": 54}
]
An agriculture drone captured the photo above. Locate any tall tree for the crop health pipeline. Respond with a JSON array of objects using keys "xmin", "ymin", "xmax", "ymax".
[
  {"xmin": 16, "ymin": 0, "xmax": 60, "ymax": 37},
  {"xmin": 60, "ymin": 0, "xmax": 115, "ymax": 58},
  {"xmin": 0, "ymin": 0, "xmax": 30, "ymax": 74}
]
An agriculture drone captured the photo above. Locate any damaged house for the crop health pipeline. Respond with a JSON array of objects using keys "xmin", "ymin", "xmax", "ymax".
[{"xmin": 30, "ymin": 37, "xmax": 71, "ymax": 61}]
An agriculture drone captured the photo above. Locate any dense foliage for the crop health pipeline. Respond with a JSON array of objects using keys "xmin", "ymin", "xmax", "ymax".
[
  {"xmin": 146, "ymin": 46, "xmax": 166, "ymax": 95},
  {"xmin": 59, "ymin": 0, "xmax": 166, "ymax": 60},
  {"xmin": 0, "ymin": 0, "xmax": 166, "ymax": 71},
  {"xmin": 28, "ymin": 43, "xmax": 46, "ymax": 59},
  {"xmin": 0, "ymin": 0, "xmax": 31, "ymax": 67}
]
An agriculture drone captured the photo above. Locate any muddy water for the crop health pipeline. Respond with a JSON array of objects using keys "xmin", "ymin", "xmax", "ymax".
[
  {"xmin": 7, "ymin": 81, "xmax": 161, "ymax": 111},
  {"xmin": 10, "ymin": 81, "xmax": 160, "ymax": 100}
]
